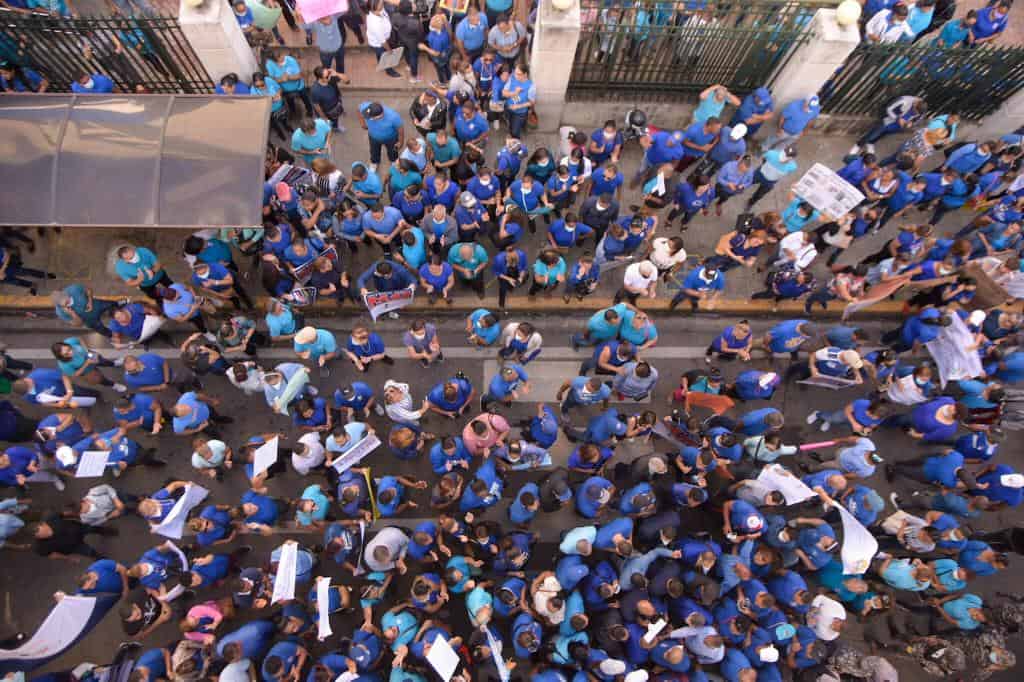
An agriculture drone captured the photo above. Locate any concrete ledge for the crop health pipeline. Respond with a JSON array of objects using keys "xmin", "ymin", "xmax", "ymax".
[{"xmin": 0, "ymin": 293, "xmax": 914, "ymax": 318}]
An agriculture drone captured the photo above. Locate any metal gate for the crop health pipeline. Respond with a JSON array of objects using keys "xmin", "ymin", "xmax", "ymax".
[
  {"xmin": 820, "ymin": 42, "xmax": 1024, "ymax": 121},
  {"xmin": 567, "ymin": 0, "xmax": 831, "ymax": 101},
  {"xmin": 0, "ymin": 9, "xmax": 214, "ymax": 94}
]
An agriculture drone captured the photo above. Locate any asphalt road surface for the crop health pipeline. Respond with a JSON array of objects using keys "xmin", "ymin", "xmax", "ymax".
[{"xmin": 3, "ymin": 311, "xmax": 1024, "ymax": 680}]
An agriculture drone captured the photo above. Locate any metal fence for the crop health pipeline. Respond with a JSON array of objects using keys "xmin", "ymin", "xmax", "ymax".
[
  {"xmin": 567, "ymin": 0, "xmax": 834, "ymax": 101},
  {"xmin": 0, "ymin": 9, "xmax": 213, "ymax": 93},
  {"xmin": 820, "ymin": 42, "xmax": 1024, "ymax": 121}
]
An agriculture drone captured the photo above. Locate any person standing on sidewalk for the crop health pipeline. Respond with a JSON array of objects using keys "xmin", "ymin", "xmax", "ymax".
[
  {"xmin": 306, "ymin": 13, "xmax": 349, "ymax": 84},
  {"xmin": 114, "ymin": 245, "xmax": 172, "ymax": 301},
  {"xmin": 763, "ymin": 95, "xmax": 819, "ymax": 151},
  {"xmin": 51, "ymin": 337, "xmax": 127, "ymax": 394},
  {"xmin": 745, "ymin": 146, "xmax": 798, "ymax": 211},
  {"xmin": 367, "ymin": 0, "xmax": 401, "ymax": 79},
  {"xmin": 359, "ymin": 101, "xmax": 405, "ymax": 173}
]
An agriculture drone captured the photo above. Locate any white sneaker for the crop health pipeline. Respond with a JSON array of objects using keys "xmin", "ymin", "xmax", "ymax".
[
  {"xmin": 865, "ymin": 143, "xmax": 876, "ymax": 154},
  {"xmin": 307, "ymin": 385, "xmax": 319, "ymax": 396},
  {"xmin": 388, "ymin": 311, "xmax": 400, "ymax": 319},
  {"xmin": 848, "ymin": 144, "xmax": 861, "ymax": 156},
  {"xmin": 112, "ymin": 382, "xmax": 127, "ymax": 393},
  {"xmin": 889, "ymin": 492, "xmax": 901, "ymax": 508},
  {"xmin": 368, "ymin": 163, "xmax": 377, "ymax": 173},
  {"xmin": 409, "ymin": 77, "xmax": 422, "ymax": 84},
  {"xmin": 113, "ymin": 356, "xmax": 126, "ymax": 367},
  {"xmin": 805, "ymin": 411, "xmax": 819, "ymax": 424},
  {"xmin": 373, "ymin": 403, "xmax": 386, "ymax": 416},
  {"xmin": 54, "ymin": 479, "xmax": 66, "ymax": 492},
  {"xmin": 492, "ymin": 120, "xmax": 500, "ymax": 130},
  {"xmin": 819, "ymin": 420, "xmax": 831, "ymax": 432}
]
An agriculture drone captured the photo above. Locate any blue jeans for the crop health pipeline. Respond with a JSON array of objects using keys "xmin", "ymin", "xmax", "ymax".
[
  {"xmin": 319, "ymin": 46, "xmax": 346, "ymax": 74},
  {"xmin": 507, "ymin": 109, "xmax": 529, "ymax": 139},
  {"xmin": 858, "ymin": 121, "xmax": 902, "ymax": 146}
]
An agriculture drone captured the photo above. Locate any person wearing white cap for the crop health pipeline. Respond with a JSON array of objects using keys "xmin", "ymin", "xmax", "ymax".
[
  {"xmin": 786, "ymin": 345, "xmax": 864, "ymax": 386},
  {"xmin": 706, "ymin": 122, "xmax": 748, "ymax": 174},
  {"xmin": 763, "ymin": 94, "xmax": 820, "ymax": 151},
  {"xmin": 970, "ymin": 462, "xmax": 1024, "ymax": 509}
]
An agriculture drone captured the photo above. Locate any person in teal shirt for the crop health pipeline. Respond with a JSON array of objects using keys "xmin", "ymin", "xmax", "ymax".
[
  {"xmin": 265, "ymin": 299, "xmax": 300, "ymax": 342},
  {"xmin": 291, "ymin": 117, "xmax": 332, "ymax": 164},
  {"xmin": 251, "ymin": 73, "xmax": 289, "ymax": 140},
  {"xmin": 937, "ymin": 593, "xmax": 986, "ymax": 630},
  {"xmin": 933, "ymin": 13, "xmax": 977, "ymax": 47},
  {"xmin": 293, "ymin": 326, "xmax": 339, "ymax": 368},
  {"xmin": 381, "ymin": 608, "xmax": 420, "ymax": 651},
  {"xmin": 265, "ymin": 50, "xmax": 312, "ymax": 118},
  {"xmin": 466, "ymin": 585, "xmax": 493, "ymax": 626},
  {"xmin": 467, "ymin": 308, "xmax": 500, "ymax": 347},
  {"xmin": 528, "ymin": 250, "xmax": 566, "ymax": 296},
  {"xmin": 781, "ymin": 198, "xmax": 820, "ymax": 233},
  {"xmin": 397, "ymin": 226, "xmax": 428, "ymax": 271},
  {"xmin": 295, "ymin": 484, "xmax": 330, "ymax": 527},
  {"xmin": 51, "ymin": 337, "xmax": 123, "ymax": 391},
  {"xmin": 447, "ymin": 242, "xmax": 488, "ymax": 297},
  {"xmin": 619, "ymin": 307, "xmax": 658, "ymax": 349},
  {"xmin": 572, "ymin": 303, "xmax": 629, "ymax": 348},
  {"xmin": 426, "ymin": 130, "xmax": 461, "ymax": 172},
  {"xmin": 352, "ymin": 163, "xmax": 383, "ymax": 207},
  {"xmin": 877, "ymin": 556, "xmax": 931, "ymax": 591},
  {"xmin": 693, "ymin": 84, "xmax": 740, "ymax": 124},
  {"xmin": 114, "ymin": 245, "xmax": 170, "ymax": 299}
]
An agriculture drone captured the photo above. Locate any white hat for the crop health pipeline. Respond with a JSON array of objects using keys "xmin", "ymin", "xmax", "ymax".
[
  {"xmin": 56, "ymin": 445, "xmax": 77, "ymax": 467},
  {"xmin": 294, "ymin": 326, "xmax": 317, "ymax": 344},
  {"xmin": 1001, "ymin": 473, "xmax": 1024, "ymax": 488},
  {"xmin": 839, "ymin": 350, "xmax": 863, "ymax": 369},
  {"xmin": 969, "ymin": 310, "xmax": 987, "ymax": 326},
  {"xmin": 759, "ymin": 645, "xmax": 780, "ymax": 663},
  {"xmin": 599, "ymin": 659, "xmax": 627, "ymax": 676},
  {"xmin": 730, "ymin": 123, "xmax": 748, "ymax": 140},
  {"xmin": 624, "ymin": 672, "xmax": 649, "ymax": 682}
]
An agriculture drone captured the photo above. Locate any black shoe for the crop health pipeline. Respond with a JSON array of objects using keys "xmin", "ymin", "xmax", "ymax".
[
  {"xmin": 381, "ymin": 355, "xmax": 395, "ymax": 365},
  {"xmin": 884, "ymin": 463, "xmax": 895, "ymax": 483},
  {"xmin": 212, "ymin": 415, "xmax": 235, "ymax": 424}
]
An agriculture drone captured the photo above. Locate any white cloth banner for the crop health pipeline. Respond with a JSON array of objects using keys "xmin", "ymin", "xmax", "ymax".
[
  {"xmin": 793, "ymin": 162, "xmax": 865, "ymax": 218},
  {"xmin": 272, "ymin": 541, "xmax": 298, "ymax": 604},
  {"xmin": 316, "ymin": 576, "xmax": 333, "ymax": 640},
  {"xmin": 253, "ymin": 436, "xmax": 280, "ymax": 478},
  {"xmin": 152, "ymin": 483, "xmax": 209, "ymax": 539},
  {"xmin": 36, "ymin": 392, "xmax": 97, "ymax": 408},
  {"xmin": 75, "ymin": 450, "xmax": 110, "ymax": 478},
  {"xmin": 756, "ymin": 464, "xmax": 817, "ymax": 505},
  {"xmin": 0, "ymin": 596, "xmax": 98, "ymax": 670},
  {"xmin": 426, "ymin": 633, "xmax": 460, "ymax": 682},
  {"xmin": 926, "ymin": 313, "xmax": 984, "ymax": 388},
  {"xmin": 484, "ymin": 626, "xmax": 510, "ymax": 682},
  {"xmin": 835, "ymin": 501, "xmax": 877, "ymax": 575},
  {"xmin": 331, "ymin": 433, "xmax": 382, "ymax": 474},
  {"xmin": 364, "ymin": 286, "xmax": 415, "ymax": 322}
]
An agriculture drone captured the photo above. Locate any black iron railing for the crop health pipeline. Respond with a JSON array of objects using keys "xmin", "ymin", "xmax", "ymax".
[
  {"xmin": 0, "ymin": 9, "xmax": 214, "ymax": 93},
  {"xmin": 820, "ymin": 41, "xmax": 1024, "ymax": 121},
  {"xmin": 568, "ymin": 0, "xmax": 835, "ymax": 100}
]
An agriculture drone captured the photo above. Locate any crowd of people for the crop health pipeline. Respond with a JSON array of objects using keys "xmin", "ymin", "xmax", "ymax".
[{"xmin": 5, "ymin": 1, "xmax": 1024, "ymax": 682}]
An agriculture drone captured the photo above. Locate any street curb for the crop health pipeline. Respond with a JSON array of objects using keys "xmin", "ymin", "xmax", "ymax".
[{"xmin": 0, "ymin": 293, "xmax": 916, "ymax": 318}]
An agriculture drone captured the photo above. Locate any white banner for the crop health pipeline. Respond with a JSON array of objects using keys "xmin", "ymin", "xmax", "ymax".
[
  {"xmin": 331, "ymin": 433, "xmax": 382, "ymax": 474},
  {"xmin": 926, "ymin": 313, "xmax": 984, "ymax": 388},
  {"xmin": 484, "ymin": 626, "xmax": 510, "ymax": 682},
  {"xmin": 316, "ymin": 576, "xmax": 333, "ymax": 640},
  {"xmin": 756, "ymin": 464, "xmax": 817, "ymax": 505},
  {"xmin": 835, "ymin": 501, "xmax": 877, "ymax": 575},
  {"xmin": 793, "ymin": 162, "xmax": 865, "ymax": 218},
  {"xmin": 364, "ymin": 285, "xmax": 415, "ymax": 322},
  {"xmin": 36, "ymin": 392, "xmax": 97, "ymax": 408},
  {"xmin": 253, "ymin": 436, "xmax": 280, "ymax": 478},
  {"xmin": 426, "ymin": 633, "xmax": 460, "ymax": 682},
  {"xmin": 0, "ymin": 595, "xmax": 99, "ymax": 672},
  {"xmin": 75, "ymin": 450, "xmax": 110, "ymax": 478},
  {"xmin": 152, "ymin": 483, "xmax": 209, "ymax": 539},
  {"xmin": 272, "ymin": 541, "xmax": 298, "ymax": 604}
]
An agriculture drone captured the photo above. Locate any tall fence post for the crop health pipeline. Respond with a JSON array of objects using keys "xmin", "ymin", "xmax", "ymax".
[
  {"xmin": 969, "ymin": 89, "xmax": 1024, "ymax": 140},
  {"xmin": 530, "ymin": 0, "xmax": 581, "ymax": 132},
  {"xmin": 178, "ymin": 0, "xmax": 258, "ymax": 84},
  {"xmin": 767, "ymin": 8, "xmax": 859, "ymax": 108}
]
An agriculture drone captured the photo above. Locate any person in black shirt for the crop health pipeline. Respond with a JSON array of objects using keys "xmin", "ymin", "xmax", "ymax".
[
  {"xmin": 33, "ymin": 514, "xmax": 114, "ymax": 559},
  {"xmin": 311, "ymin": 67, "xmax": 345, "ymax": 133},
  {"xmin": 120, "ymin": 586, "xmax": 172, "ymax": 638},
  {"xmin": 578, "ymin": 193, "xmax": 620, "ymax": 247}
]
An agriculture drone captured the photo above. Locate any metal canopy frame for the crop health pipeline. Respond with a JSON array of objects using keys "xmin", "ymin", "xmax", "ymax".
[{"xmin": 0, "ymin": 94, "xmax": 270, "ymax": 228}]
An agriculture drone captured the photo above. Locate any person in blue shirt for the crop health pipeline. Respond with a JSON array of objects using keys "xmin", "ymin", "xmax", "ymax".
[
  {"xmin": 713, "ymin": 155, "xmax": 755, "ymax": 213},
  {"xmin": 291, "ymin": 116, "xmax": 332, "ymax": 164},
  {"xmin": 638, "ymin": 129, "xmax": 686, "ymax": 182},
  {"xmin": 730, "ymin": 86, "xmax": 774, "ymax": 135},
  {"xmin": 670, "ymin": 260, "xmax": 725, "ymax": 311},
  {"xmin": 0, "ymin": 62, "xmax": 46, "ymax": 92},
  {"xmin": 333, "ymin": 381, "xmax": 377, "ymax": 420},
  {"xmin": 667, "ymin": 174, "xmax": 716, "ymax": 228},
  {"xmin": 350, "ymin": 163, "xmax": 383, "ymax": 207},
  {"xmin": 70, "ymin": 72, "xmax": 115, "ymax": 94},
  {"xmin": 764, "ymin": 95, "xmax": 820, "ymax": 150},
  {"xmin": 344, "ymin": 325, "xmax": 392, "ymax": 372},
  {"xmin": 547, "ymin": 213, "xmax": 594, "ymax": 251},
  {"xmin": 359, "ymin": 100, "xmax": 405, "ymax": 170},
  {"xmin": 426, "ymin": 374, "xmax": 475, "ymax": 418},
  {"xmin": 759, "ymin": 319, "xmax": 815, "ymax": 360},
  {"xmin": 455, "ymin": 6, "xmax": 489, "ymax": 61},
  {"xmin": 881, "ymin": 307, "xmax": 951, "ymax": 353},
  {"xmin": 933, "ymin": 12, "xmax": 977, "ymax": 47},
  {"xmin": 971, "ymin": 0, "xmax": 1010, "ymax": 44},
  {"xmin": 262, "ymin": 639, "xmax": 310, "ymax": 682},
  {"xmin": 113, "ymin": 392, "xmax": 161, "ymax": 435},
  {"xmin": 266, "ymin": 49, "xmax": 313, "ymax": 119},
  {"xmin": 453, "ymin": 100, "xmax": 489, "ymax": 148},
  {"xmin": 508, "ymin": 482, "xmax": 540, "ymax": 526},
  {"xmin": 557, "ymin": 376, "xmax": 612, "ymax": 417},
  {"xmin": 466, "ymin": 308, "xmax": 501, "ymax": 347},
  {"xmin": 589, "ymin": 163, "xmax": 625, "ymax": 201},
  {"xmin": 481, "ymin": 363, "xmax": 529, "ymax": 410},
  {"xmin": 677, "ymin": 117, "xmax": 722, "ymax": 172}
]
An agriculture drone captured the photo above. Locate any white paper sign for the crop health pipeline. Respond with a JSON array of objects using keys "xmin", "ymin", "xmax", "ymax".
[
  {"xmin": 926, "ymin": 313, "xmax": 984, "ymax": 388},
  {"xmin": 426, "ymin": 633, "xmax": 460, "ymax": 682},
  {"xmin": 253, "ymin": 436, "xmax": 279, "ymax": 478},
  {"xmin": 643, "ymin": 618, "xmax": 668, "ymax": 644},
  {"xmin": 793, "ymin": 162, "xmax": 865, "ymax": 218},
  {"xmin": 835, "ymin": 501, "xmax": 878, "ymax": 575},
  {"xmin": 331, "ymin": 433, "xmax": 382, "ymax": 474},
  {"xmin": 36, "ymin": 393, "xmax": 97, "ymax": 408},
  {"xmin": 363, "ymin": 285, "xmax": 415, "ymax": 322},
  {"xmin": 484, "ymin": 626, "xmax": 510, "ymax": 682},
  {"xmin": 75, "ymin": 450, "xmax": 110, "ymax": 478},
  {"xmin": 152, "ymin": 483, "xmax": 209, "ymax": 539},
  {"xmin": 316, "ymin": 576, "xmax": 333, "ymax": 640},
  {"xmin": 272, "ymin": 541, "xmax": 298, "ymax": 604},
  {"xmin": 756, "ymin": 464, "xmax": 817, "ymax": 505}
]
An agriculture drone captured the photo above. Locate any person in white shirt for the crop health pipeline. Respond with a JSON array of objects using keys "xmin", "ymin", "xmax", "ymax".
[
  {"xmin": 366, "ymin": 0, "xmax": 400, "ymax": 78},
  {"xmin": 865, "ymin": 5, "xmax": 914, "ymax": 44},
  {"xmin": 807, "ymin": 594, "xmax": 847, "ymax": 641},
  {"xmin": 648, "ymin": 236, "xmax": 688, "ymax": 280},
  {"xmin": 772, "ymin": 231, "xmax": 818, "ymax": 272},
  {"xmin": 616, "ymin": 260, "xmax": 659, "ymax": 305},
  {"xmin": 291, "ymin": 432, "xmax": 326, "ymax": 475},
  {"xmin": 364, "ymin": 526, "xmax": 410, "ymax": 572},
  {"xmin": 383, "ymin": 380, "xmax": 429, "ymax": 425}
]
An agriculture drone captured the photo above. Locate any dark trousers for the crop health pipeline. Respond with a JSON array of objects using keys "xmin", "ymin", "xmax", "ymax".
[
  {"xmin": 669, "ymin": 290, "xmax": 700, "ymax": 310},
  {"xmin": 459, "ymin": 273, "xmax": 485, "ymax": 297},
  {"xmin": 373, "ymin": 46, "xmax": 401, "ymax": 77},
  {"xmin": 858, "ymin": 121, "xmax": 902, "ymax": 146},
  {"xmin": 507, "ymin": 109, "xmax": 529, "ymax": 139},
  {"xmin": 319, "ymin": 46, "xmax": 346, "ymax": 74},
  {"xmin": 1, "ymin": 264, "xmax": 50, "ymax": 289},
  {"xmin": 498, "ymin": 278, "xmax": 521, "ymax": 308},
  {"xmin": 338, "ymin": 12, "xmax": 364, "ymax": 42},
  {"xmin": 746, "ymin": 170, "xmax": 776, "ymax": 209},
  {"xmin": 283, "ymin": 88, "xmax": 314, "ymax": 119},
  {"xmin": 368, "ymin": 136, "xmax": 400, "ymax": 166},
  {"xmin": 139, "ymin": 272, "xmax": 174, "ymax": 301}
]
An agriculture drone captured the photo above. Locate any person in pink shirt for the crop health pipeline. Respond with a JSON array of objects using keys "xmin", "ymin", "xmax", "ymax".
[{"xmin": 461, "ymin": 411, "xmax": 510, "ymax": 456}]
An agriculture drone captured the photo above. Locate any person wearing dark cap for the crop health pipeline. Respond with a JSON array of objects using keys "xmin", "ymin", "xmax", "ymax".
[
  {"xmin": 358, "ymin": 100, "xmax": 405, "ymax": 173},
  {"xmin": 538, "ymin": 467, "xmax": 573, "ymax": 512}
]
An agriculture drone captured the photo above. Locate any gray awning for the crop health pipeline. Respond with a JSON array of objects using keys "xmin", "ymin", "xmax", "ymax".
[{"xmin": 0, "ymin": 94, "xmax": 269, "ymax": 228}]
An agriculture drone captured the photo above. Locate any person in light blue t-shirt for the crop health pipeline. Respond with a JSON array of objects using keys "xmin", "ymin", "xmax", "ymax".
[{"xmin": 291, "ymin": 117, "xmax": 332, "ymax": 164}]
